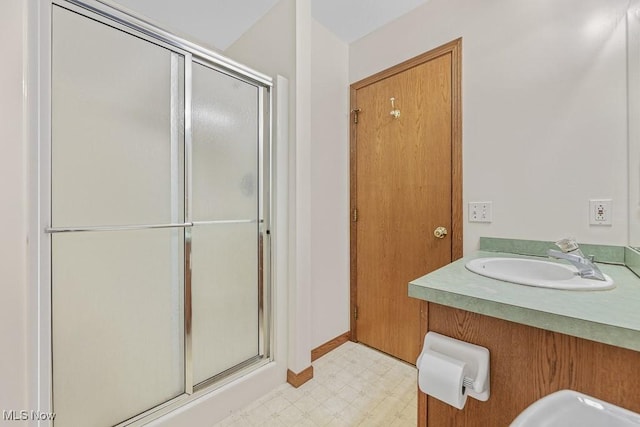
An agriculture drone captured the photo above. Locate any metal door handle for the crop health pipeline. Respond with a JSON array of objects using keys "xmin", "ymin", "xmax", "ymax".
[{"xmin": 434, "ymin": 226, "xmax": 448, "ymax": 239}]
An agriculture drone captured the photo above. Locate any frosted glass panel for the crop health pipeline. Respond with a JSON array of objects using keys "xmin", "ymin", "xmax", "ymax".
[
  {"xmin": 192, "ymin": 63, "xmax": 259, "ymax": 221},
  {"xmin": 52, "ymin": 6, "xmax": 184, "ymax": 227},
  {"xmin": 52, "ymin": 229, "xmax": 184, "ymax": 427},
  {"xmin": 50, "ymin": 6, "xmax": 269, "ymax": 423},
  {"xmin": 191, "ymin": 63, "xmax": 262, "ymax": 385},
  {"xmin": 191, "ymin": 223, "xmax": 259, "ymax": 384}
]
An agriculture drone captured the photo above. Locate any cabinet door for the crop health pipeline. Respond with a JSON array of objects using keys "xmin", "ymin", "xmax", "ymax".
[{"xmin": 424, "ymin": 304, "xmax": 640, "ymax": 427}]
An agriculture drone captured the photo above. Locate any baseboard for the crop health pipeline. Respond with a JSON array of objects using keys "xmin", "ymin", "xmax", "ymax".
[
  {"xmin": 286, "ymin": 366, "xmax": 314, "ymax": 388},
  {"xmin": 311, "ymin": 331, "xmax": 351, "ymax": 362},
  {"xmin": 286, "ymin": 331, "xmax": 351, "ymax": 388}
]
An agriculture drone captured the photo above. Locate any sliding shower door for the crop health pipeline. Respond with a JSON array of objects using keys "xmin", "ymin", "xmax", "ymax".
[
  {"xmin": 50, "ymin": 2, "xmax": 271, "ymax": 426},
  {"xmin": 51, "ymin": 6, "xmax": 186, "ymax": 427},
  {"xmin": 191, "ymin": 63, "xmax": 264, "ymax": 386}
]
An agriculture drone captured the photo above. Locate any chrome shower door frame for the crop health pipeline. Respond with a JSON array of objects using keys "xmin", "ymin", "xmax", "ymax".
[{"xmin": 44, "ymin": 1, "xmax": 274, "ymax": 425}]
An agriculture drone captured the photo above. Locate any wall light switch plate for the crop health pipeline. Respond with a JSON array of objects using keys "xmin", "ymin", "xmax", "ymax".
[
  {"xmin": 589, "ymin": 199, "xmax": 612, "ymax": 226},
  {"xmin": 469, "ymin": 202, "xmax": 492, "ymax": 223}
]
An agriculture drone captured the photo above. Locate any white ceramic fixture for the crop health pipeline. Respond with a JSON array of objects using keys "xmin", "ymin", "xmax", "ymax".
[
  {"xmin": 465, "ymin": 257, "xmax": 615, "ymax": 290},
  {"xmin": 510, "ymin": 390, "xmax": 640, "ymax": 426}
]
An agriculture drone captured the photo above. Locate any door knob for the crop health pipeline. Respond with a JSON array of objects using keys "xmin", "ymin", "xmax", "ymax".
[{"xmin": 434, "ymin": 226, "xmax": 448, "ymax": 239}]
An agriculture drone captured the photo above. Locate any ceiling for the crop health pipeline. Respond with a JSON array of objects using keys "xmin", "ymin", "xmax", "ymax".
[
  {"xmin": 111, "ymin": 0, "xmax": 430, "ymax": 51},
  {"xmin": 311, "ymin": 0, "xmax": 429, "ymax": 44}
]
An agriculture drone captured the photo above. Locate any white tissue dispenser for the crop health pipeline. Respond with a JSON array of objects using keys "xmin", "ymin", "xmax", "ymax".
[{"xmin": 416, "ymin": 332, "xmax": 490, "ymax": 409}]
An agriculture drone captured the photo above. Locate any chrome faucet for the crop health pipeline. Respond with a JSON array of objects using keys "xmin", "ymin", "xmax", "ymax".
[{"xmin": 547, "ymin": 238, "xmax": 606, "ymax": 281}]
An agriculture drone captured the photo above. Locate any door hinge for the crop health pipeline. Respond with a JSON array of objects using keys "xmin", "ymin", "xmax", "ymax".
[
  {"xmin": 354, "ymin": 306, "xmax": 358, "ymax": 320},
  {"xmin": 352, "ymin": 208, "xmax": 358, "ymax": 222},
  {"xmin": 351, "ymin": 108, "xmax": 361, "ymax": 124}
]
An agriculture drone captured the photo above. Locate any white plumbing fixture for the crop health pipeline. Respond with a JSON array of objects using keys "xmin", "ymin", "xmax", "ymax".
[
  {"xmin": 511, "ymin": 390, "xmax": 640, "ymax": 426},
  {"xmin": 465, "ymin": 257, "xmax": 615, "ymax": 290}
]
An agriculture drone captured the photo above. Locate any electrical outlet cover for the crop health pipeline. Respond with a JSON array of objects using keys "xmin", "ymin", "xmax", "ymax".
[
  {"xmin": 469, "ymin": 202, "xmax": 492, "ymax": 223},
  {"xmin": 589, "ymin": 199, "xmax": 612, "ymax": 226}
]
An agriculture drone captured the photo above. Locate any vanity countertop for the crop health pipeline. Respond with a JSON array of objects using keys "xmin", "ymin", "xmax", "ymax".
[{"xmin": 409, "ymin": 250, "xmax": 640, "ymax": 352}]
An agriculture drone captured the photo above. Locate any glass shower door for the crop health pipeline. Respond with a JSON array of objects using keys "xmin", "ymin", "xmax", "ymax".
[
  {"xmin": 50, "ymin": 3, "xmax": 272, "ymax": 425},
  {"xmin": 51, "ymin": 6, "xmax": 185, "ymax": 426},
  {"xmin": 191, "ymin": 63, "xmax": 263, "ymax": 385}
]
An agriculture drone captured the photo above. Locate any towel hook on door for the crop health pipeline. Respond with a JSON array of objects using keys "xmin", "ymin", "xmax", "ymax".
[{"xmin": 390, "ymin": 97, "xmax": 401, "ymax": 119}]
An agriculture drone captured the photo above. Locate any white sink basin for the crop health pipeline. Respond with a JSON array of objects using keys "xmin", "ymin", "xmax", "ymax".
[
  {"xmin": 465, "ymin": 257, "xmax": 615, "ymax": 290},
  {"xmin": 510, "ymin": 390, "xmax": 640, "ymax": 426}
]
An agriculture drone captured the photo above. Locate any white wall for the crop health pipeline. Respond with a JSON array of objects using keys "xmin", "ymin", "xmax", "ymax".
[
  {"xmin": 291, "ymin": 0, "xmax": 313, "ymax": 374},
  {"xmin": 350, "ymin": 0, "xmax": 630, "ymax": 252},
  {"xmin": 309, "ymin": 19, "xmax": 350, "ymax": 348},
  {"xmin": 225, "ymin": 0, "xmax": 296, "ymax": 84},
  {"xmin": 628, "ymin": 2, "xmax": 640, "ymax": 247},
  {"xmin": 0, "ymin": 0, "xmax": 28, "ymax": 420}
]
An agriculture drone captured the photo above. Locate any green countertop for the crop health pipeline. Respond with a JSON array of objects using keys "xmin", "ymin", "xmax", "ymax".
[{"xmin": 408, "ymin": 251, "xmax": 640, "ymax": 352}]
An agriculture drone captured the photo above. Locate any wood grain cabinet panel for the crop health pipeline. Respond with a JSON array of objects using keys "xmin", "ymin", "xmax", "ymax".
[{"xmin": 418, "ymin": 303, "xmax": 640, "ymax": 427}]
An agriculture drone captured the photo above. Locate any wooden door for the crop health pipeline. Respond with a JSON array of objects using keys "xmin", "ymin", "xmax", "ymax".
[{"xmin": 350, "ymin": 40, "xmax": 462, "ymax": 364}]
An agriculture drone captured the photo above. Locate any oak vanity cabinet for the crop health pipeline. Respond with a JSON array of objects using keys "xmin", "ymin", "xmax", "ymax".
[{"xmin": 417, "ymin": 304, "xmax": 640, "ymax": 427}]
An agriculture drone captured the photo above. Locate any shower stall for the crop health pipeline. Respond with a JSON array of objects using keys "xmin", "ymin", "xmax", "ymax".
[{"xmin": 46, "ymin": 2, "xmax": 272, "ymax": 425}]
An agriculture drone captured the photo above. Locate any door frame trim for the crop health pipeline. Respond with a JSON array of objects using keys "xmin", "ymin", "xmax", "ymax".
[{"xmin": 349, "ymin": 38, "xmax": 463, "ymax": 341}]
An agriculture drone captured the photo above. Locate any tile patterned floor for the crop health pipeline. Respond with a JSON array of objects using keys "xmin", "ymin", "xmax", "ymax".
[{"xmin": 214, "ymin": 341, "xmax": 417, "ymax": 427}]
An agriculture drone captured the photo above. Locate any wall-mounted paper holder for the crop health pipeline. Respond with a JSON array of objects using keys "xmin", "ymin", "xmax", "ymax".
[{"xmin": 417, "ymin": 332, "xmax": 490, "ymax": 402}]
